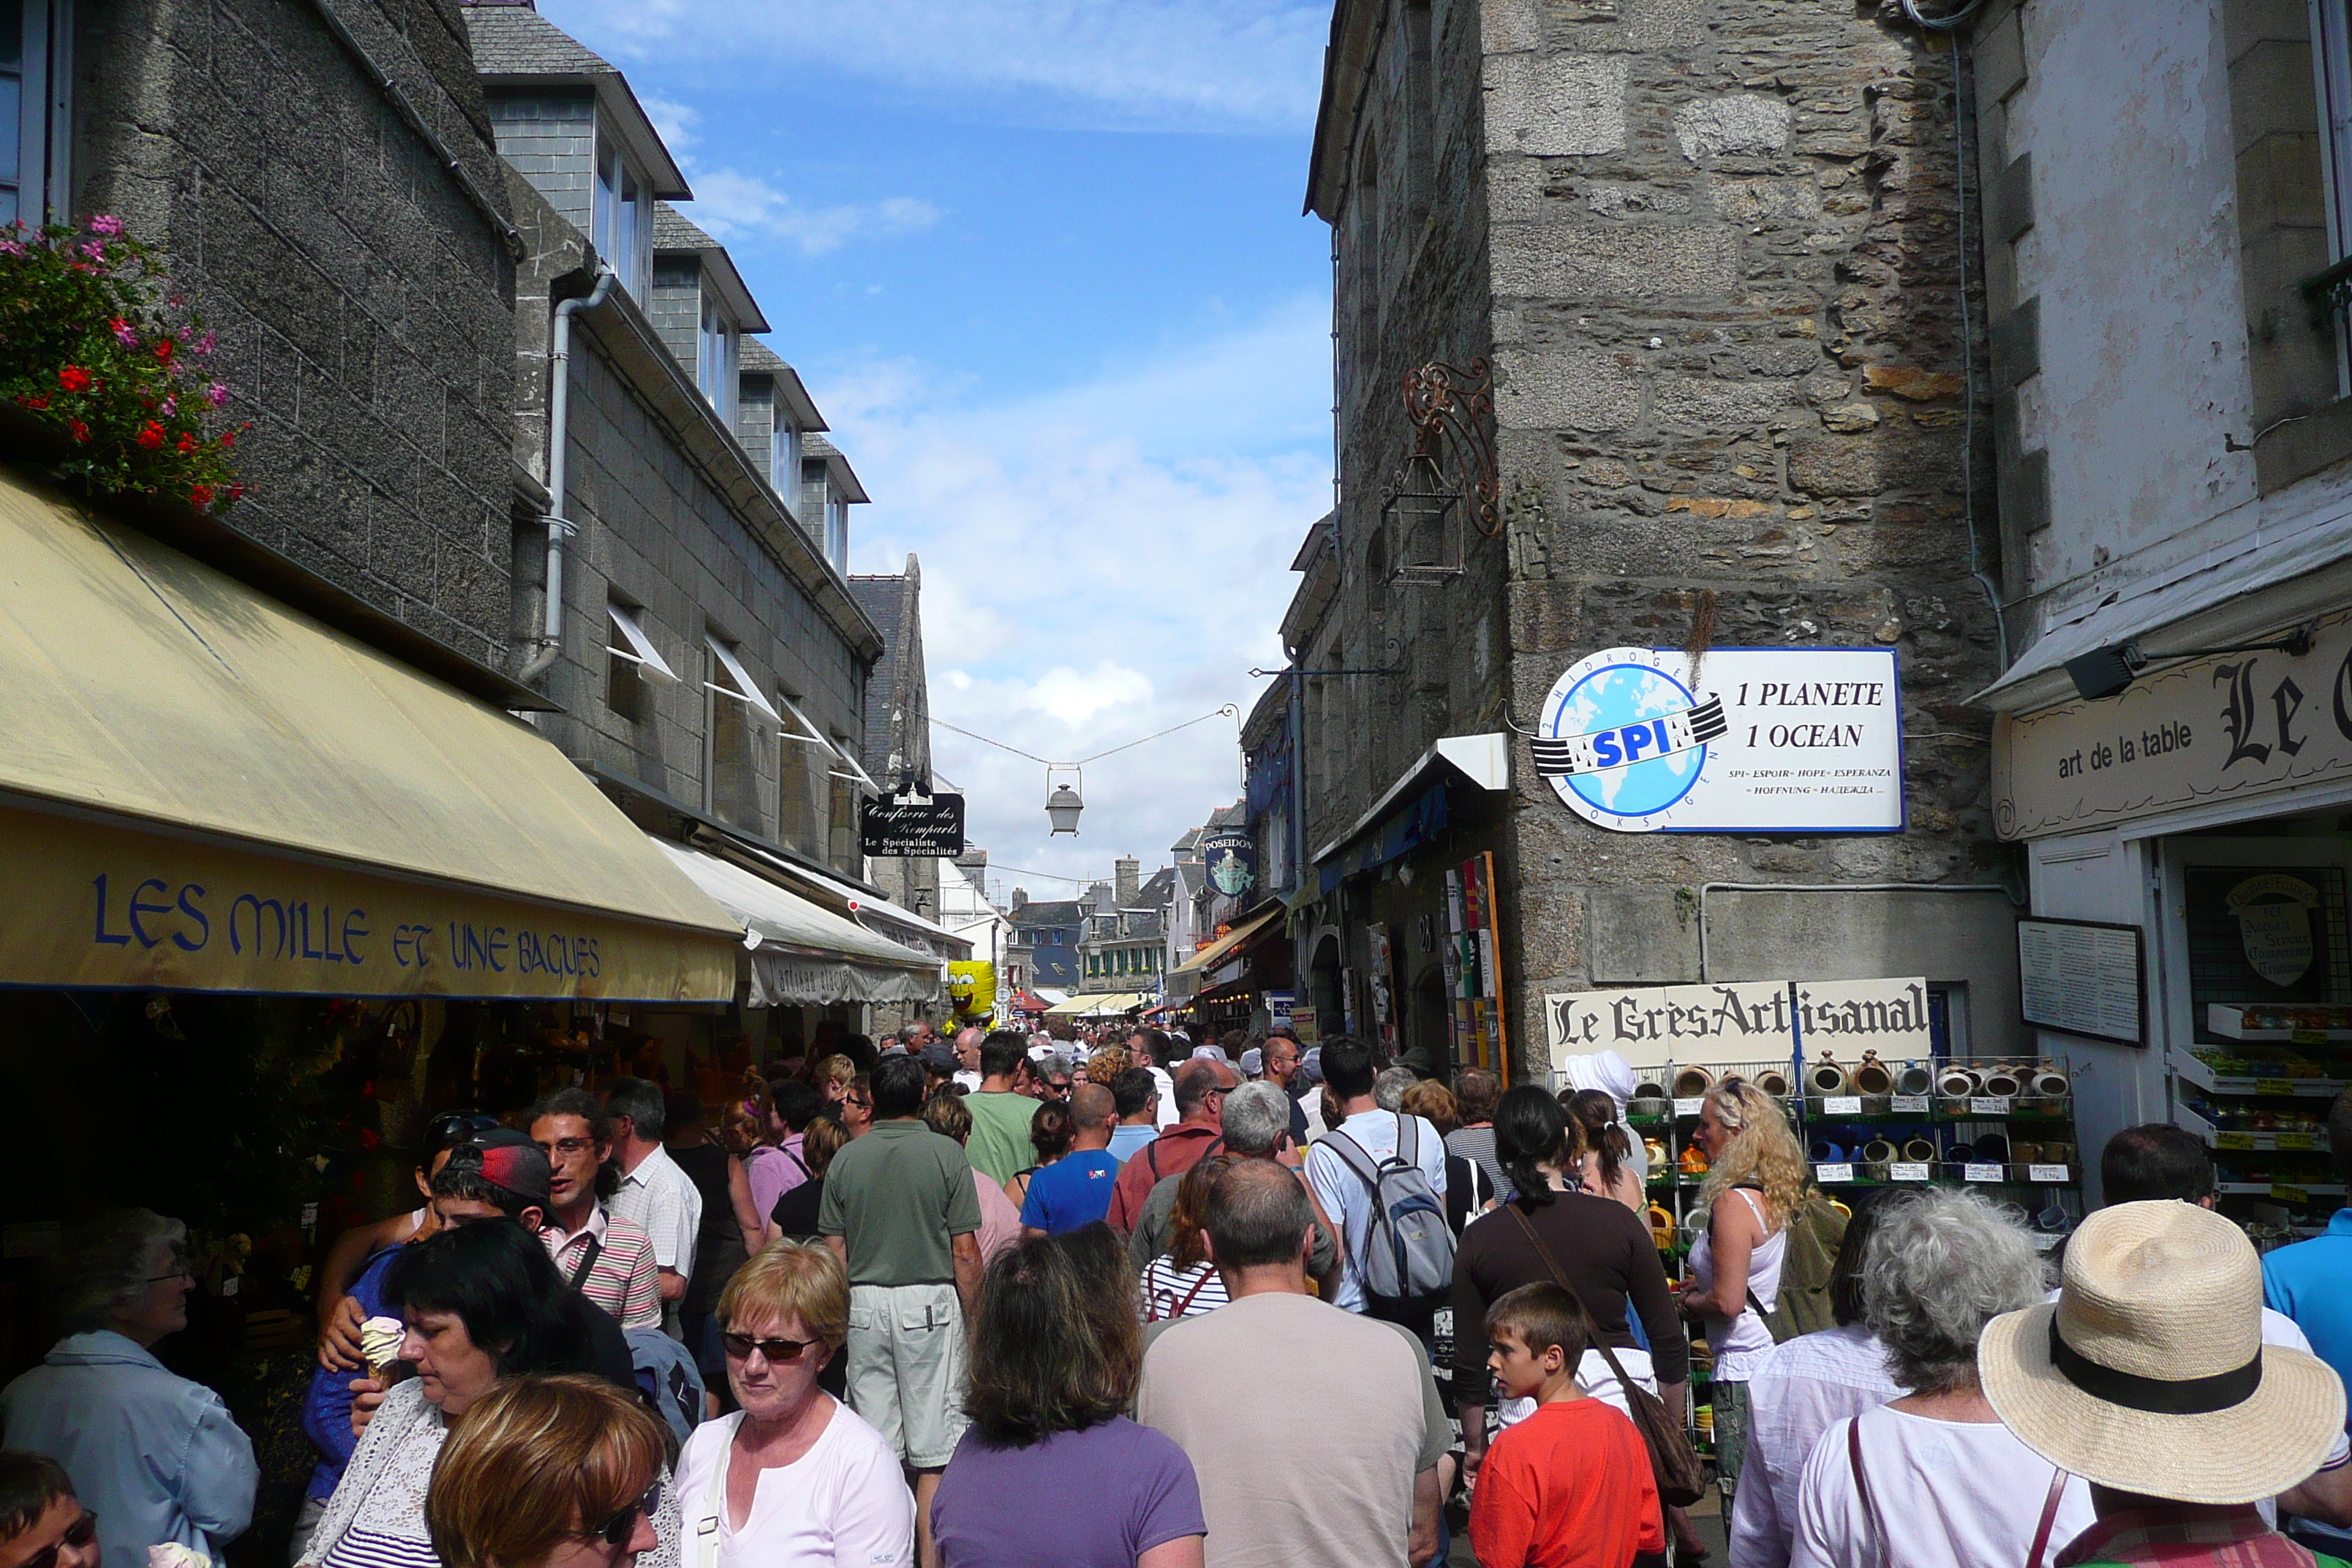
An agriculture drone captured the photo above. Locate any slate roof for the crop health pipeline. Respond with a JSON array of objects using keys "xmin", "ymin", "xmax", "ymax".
[
  {"xmin": 461, "ymin": 4, "xmax": 617, "ymax": 76},
  {"xmin": 652, "ymin": 205, "xmax": 720, "ymax": 252},
  {"xmin": 846, "ymin": 566, "xmax": 912, "ymax": 779},
  {"xmin": 1011, "ymin": 900, "xmax": 1084, "ymax": 928},
  {"xmin": 1137, "ymin": 867, "xmax": 1176, "ymax": 908}
]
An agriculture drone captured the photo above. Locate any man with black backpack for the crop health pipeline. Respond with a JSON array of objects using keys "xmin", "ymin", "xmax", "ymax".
[{"xmin": 1306, "ymin": 1036, "xmax": 1454, "ymax": 1349}]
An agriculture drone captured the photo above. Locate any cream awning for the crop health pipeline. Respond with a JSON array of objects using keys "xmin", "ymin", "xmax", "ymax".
[
  {"xmin": 1169, "ymin": 905, "xmax": 1283, "ymax": 978},
  {"xmin": 649, "ymin": 841, "xmax": 942, "ymax": 1007},
  {"xmin": 0, "ymin": 474, "xmax": 741, "ymax": 1000},
  {"xmin": 1044, "ymin": 991, "xmax": 1147, "ymax": 1018}
]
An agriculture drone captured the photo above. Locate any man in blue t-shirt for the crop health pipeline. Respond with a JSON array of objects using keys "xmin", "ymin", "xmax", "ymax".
[{"xmin": 1020, "ymin": 1084, "xmax": 1123, "ymax": 1235}]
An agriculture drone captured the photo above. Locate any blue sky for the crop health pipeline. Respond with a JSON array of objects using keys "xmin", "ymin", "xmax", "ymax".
[{"xmin": 540, "ymin": 0, "xmax": 1335, "ymax": 901}]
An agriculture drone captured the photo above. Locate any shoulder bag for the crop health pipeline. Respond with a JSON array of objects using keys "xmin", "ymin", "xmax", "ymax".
[{"xmin": 1505, "ymin": 1202, "xmax": 1705, "ymax": 1506}]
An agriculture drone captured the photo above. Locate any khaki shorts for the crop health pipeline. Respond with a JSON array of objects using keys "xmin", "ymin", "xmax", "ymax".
[{"xmin": 847, "ymin": 1281, "xmax": 969, "ymax": 1469}]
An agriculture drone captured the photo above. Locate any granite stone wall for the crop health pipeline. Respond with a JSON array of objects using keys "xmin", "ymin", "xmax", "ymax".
[{"xmin": 74, "ymin": 0, "xmax": 519, "ymax": 668}]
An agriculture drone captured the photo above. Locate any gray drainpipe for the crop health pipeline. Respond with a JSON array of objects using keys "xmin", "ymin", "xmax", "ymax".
[{"xmin": 519, "ymin": 265, "xmax": 617, "ymax": 683}]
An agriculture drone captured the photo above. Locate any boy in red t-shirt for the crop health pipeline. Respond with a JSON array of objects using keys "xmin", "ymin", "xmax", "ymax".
[{"xmin": 1469, "ymin": 1282, "xmax": 1665, "ymax": 1568}]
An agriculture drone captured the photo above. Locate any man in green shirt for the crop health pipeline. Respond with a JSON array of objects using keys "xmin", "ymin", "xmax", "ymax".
[
  {"xmin": 821, "ymin": 1054, "xmax": 983, "ymax": 1565},
  {"xmin": 960, "ymin": 1030, "xmax": 1041, "ymax": 1186}
]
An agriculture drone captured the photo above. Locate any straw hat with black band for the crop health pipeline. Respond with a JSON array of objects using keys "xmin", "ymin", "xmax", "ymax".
[{"xmin": 1979, "ymin": 1200, "xmax": 2344, "ymax": 1504}]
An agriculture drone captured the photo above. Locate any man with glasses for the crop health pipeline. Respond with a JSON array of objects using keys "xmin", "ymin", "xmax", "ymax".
[
  {"xmin": 526, "ymin": 1089, "xmax": 661, "ymax": 1330},
  {"xmin": 1107, "ymin": 1058, "xmax": 1239, "ymax": 1235},
  {"xmin": 0, "ymin": 1452, "xmax": 99, "ymax": 1568}
]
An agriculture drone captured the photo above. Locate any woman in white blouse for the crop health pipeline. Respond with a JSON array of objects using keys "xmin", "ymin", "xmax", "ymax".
[{"xmin": 674, "ymin": 1242, "xmax": 912, "ymax": 1568}]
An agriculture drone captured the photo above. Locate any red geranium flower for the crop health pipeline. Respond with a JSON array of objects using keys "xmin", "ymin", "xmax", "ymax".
[
  {"xmin": 67, "ymin": 419, "xmax": 88, "ymax": 442},
  {"xmin": 189, "ymin": 483, "xmax": 214, "ymax": 508},
  {"xmin": 135, "ymin": 420, "xmax": 164, "ymax": 451},
  {"xmin": 56, "ymin": 366, "xmax": 88, "ymax": 392},
  {"xmin": 176, "ymin": 433, "xmax": 197, "ymax": 453},
  {"xmin": 15, "ymin": 393, "xmax": 48, "ymax": 410}
]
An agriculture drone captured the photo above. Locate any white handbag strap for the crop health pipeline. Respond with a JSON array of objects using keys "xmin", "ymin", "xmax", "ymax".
[{"xmin": 695, "ymin": 1414, "xmax": 741, "ymax": 1568}]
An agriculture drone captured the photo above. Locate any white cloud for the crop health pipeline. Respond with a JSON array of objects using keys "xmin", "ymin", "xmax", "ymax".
[
  {"xmin": 638, "ymin": 94, "xmax": 700, "ymax": 153},
  {"xmin": 676, "ymin": 170, "xmax": 943, "ymax": 257},
  {"xmin": 542, "ymin": 0, "xmax": 1327, "ymax": 132},
  {"xmin": 826, "ymin": 295, "xmax": 1330, "ymax": 883}
]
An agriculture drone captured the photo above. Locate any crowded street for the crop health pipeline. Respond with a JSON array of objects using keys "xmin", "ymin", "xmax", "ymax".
[{"xmin": 9, "ymin": 1, "xmax": 2352, "ymax": 1567}]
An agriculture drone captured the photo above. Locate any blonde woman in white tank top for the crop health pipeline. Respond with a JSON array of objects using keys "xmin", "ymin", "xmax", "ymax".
[{"xmin": 1681, "ymin": 1076, "xmax": 1803, "ymax": 1506}]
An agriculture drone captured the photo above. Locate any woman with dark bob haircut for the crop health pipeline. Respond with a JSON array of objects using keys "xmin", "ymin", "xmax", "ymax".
[
  {"xmin": 1449, "ymin": 1087, "xmax": 1685, "ymax": 1514},
  {"xmin": 930, "ymin": 1226, "xmax": 1205, "ymax": 1567},
  {"xmin": 301, "ymin": 1224, "xmax": 668, "ymax": 1568}
]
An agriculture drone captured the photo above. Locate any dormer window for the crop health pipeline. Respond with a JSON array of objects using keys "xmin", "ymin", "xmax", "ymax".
[
  {"xmin": 698, "ymin": 294, "xmax": 735, "ymax": 421},
  {"xmin": 773, "ymin": 421, "xmax": 802, "ymax": 502},
  {"xmin": 593, "ymin": 135, "xmax": 648, "ymax": 298},
  {"xmin": 824, "ymin": 495, "xmax": 848, "ymax": 573}
]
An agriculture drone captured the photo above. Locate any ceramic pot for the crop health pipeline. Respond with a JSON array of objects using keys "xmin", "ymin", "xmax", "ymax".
[
  {"xmin": 1938, "ymin": 1066, "xmax": 1982, "ymax": 1098},
  {"xmin": 2032, "ymin": 1068, "xmax": 2070, "ymax": 1098},
  {"xmin": 1629, "ymin": 1096, "xmax": 1671, "ymax": 1118},
  {"xmin": 1673, "ymin": 1066, "xmax": 1714, "ymax": 1098},
  {"xmin": 1861, "ymin": 1137, "xmax": 1899, "ymax": 1164},
  {"xmin": 1973, "ymin": 1134, "xmax": 2011, "ymax": 1164},
  {"xmin": 2042, "ymin": 1142, "xmax": 2074, "ymax": 1166},
  {"xmin": 1854, "ymin": 1053, "xmax": 1895, "ymax": 1096},
  {"xmin": 1809, "ymin": 1139, "xmax": 1846, "ymax": 1163},
  {"xmin": 1756, "ymin": 1068, "xmax": 1793, "ymax": 1098},
  {"xmin": 1982, "ymin": 1066, "xmax": 2024, "ymax": 1098},
  {"xmin": 1635, "ymin": 1079, "xmax": 1668, "ymax": 1101},
  {"xmin": 1644, "ymin": 1138, "xmax": 1669, "ymax": 1169},
  {"xmin": 1903, "ymin": 1137, "xmax": 1937, "ymax": 1163},
  {"xmin": 2010, "ymin": 1142, "xmax": 2041, "ymax": 1165},
  {"xmin": 1896, "ymin": 1063, "xmax": 1936, "ymax": 1096},
  {"xmin": 1808, "ymin": 1060, "xmax": 1852, "ymax": 1096}
]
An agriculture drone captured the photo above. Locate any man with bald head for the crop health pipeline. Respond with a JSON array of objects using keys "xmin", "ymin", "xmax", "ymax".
[
  {"xmin": 1017, "ymin": 1083, "xmax": 1121, "ymax": 1237},
  {"xmin": 1107, "ymin": 1057, "xmax": 1237, "ymax": 1235}
]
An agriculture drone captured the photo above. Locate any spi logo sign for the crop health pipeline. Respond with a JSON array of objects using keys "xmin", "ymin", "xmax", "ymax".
[{"xmin": 1536, "ymin": 646, "xmax": 1905, "ymax": 833}]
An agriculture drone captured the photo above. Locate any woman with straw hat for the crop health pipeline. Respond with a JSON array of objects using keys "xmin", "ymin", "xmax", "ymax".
[
  {"xmin": 1978, "ymin": 1200, "xmax": 2347, "ymax": 1568},
  {"xmin": 1787, "ymin": 1187, "xmax": 2095, "ymax": 1568}
]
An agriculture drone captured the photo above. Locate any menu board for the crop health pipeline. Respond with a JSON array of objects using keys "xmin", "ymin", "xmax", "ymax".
[{"xmin": 2018, "ymin": 917, "xmax": 2144, "ymax": 1046}]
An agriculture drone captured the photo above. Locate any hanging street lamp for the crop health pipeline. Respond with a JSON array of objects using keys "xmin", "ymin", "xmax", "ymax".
[{"xmin": 1044, "ymin": 767, "xmax": 1085, "ymax": 834}]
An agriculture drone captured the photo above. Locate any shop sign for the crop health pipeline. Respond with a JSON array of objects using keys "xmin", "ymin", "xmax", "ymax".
[
  {"xmin": 1536, "ymin": 647, "xmax": 1903, "ymax": 834},
  {"xmin": 1289, "ymin": 1003, "xmax": 1319, "ymax": 1044},
  {"xmin": 1201, "ymin": 827, "xmax": 1256, "ymax": 897},
  {"xmin": 1266, "ymin": 990, "xmax": 1294, "ymax": 1028},
  {"xmin": 16, "ymin": 804, "xmax": 734, "ymax": 1002},
  {"xmin": 1991, "ymin": 609, "xmax": 2352, "ymax": 840},
  {"xmin": 1545, "ymin": 976, "xmax": 1931, "ymax": 1071},
  {"xmin": 860, "ymin": 792, "xmax": 965, "ymax": 857}
]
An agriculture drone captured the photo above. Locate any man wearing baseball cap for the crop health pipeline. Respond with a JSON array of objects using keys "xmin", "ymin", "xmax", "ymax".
[{"xmin": 1980, "ymin": 1201, "xmax": 2349, "ymax": 1568}]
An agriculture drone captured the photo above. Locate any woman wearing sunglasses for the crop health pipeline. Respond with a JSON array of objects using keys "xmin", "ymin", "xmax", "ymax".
[
  {"xmin": 301, "ymin": 1224, "xmax": 662, "ymax": 1568},
  {"xmin": 673, "ymin": 1242, "xmax": 911, "ymax": 1568},
  {"xmin": 425, "ymin": 1375, "xmax": 668, "ymax": 1568}
]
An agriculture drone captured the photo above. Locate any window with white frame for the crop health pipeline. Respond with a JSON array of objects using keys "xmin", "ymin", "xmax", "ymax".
[
  {"xmin": 605, "ymin": 599, "xmax": 675, "ymax": 723},
  {"xmin": 0, "ymin": 0, "xmax": 68, "ymax": 230},
  {"xmin": 591, "ymin": 133, "xmax": 649, "ymax": 299},
  {"xmin": 774, "ymin": 687, "xmax": 829, "ymax": 855},
  {"xmin": 824, "ymin": 494, "xmax": 848, "ymax": 573},
  {"xmin": 772, "ymin": 421, "xmax": 802, "ymax": 508},
  {"xmin": 703, "ymin": 633, "xmax": 777, "ymax": 831},
  {"xmin": 698, "ymin": 293, "xmax": 736, "ymax": 421}
]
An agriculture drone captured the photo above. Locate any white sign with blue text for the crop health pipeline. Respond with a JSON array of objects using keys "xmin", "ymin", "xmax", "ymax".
[{"xmin": 1535, "ymin": 646, "xmax": 1904, "ymax": 833}]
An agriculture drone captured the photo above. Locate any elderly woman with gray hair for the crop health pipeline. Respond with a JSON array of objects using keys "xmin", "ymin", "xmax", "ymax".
[
  {"xmin": 0, "ymin": 1210, "xmax": 259, "ymax": 1568},
  {"xmin": 1787, "ymin": 1188, "xmax": 2092, "ymax": 1568}
]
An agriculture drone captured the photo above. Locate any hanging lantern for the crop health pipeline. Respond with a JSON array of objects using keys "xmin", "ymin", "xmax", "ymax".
[
  {"xmin": 1381, "ymin": 445, "xmax": 1463, "ymax": 581},
  {"xmin": 1045, "ymin": 782, "xmax": 1084, "ymax": 834}
]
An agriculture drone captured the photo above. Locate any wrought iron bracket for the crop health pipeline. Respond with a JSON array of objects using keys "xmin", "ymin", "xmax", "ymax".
[{"xmin": 1401, "ymin": 358, "xmax": 1501, "ymax": 538}]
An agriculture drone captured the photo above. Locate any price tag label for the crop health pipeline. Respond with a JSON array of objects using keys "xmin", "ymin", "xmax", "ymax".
[
  {"xmin": 1814, "ymin": 1162, "xmax": 1855, "ymax": 1183},
  {"xmin": 2274, "ymin": 1183, "xmax": 2312, "ymax": 1204},
  {"xmin": 1964, "ymin": 1162, "xmax": 2005, "ymax": 1183},
  {"xmin": 1891, "ymin": 1096, "xmax": 1929, "ymax": 1113},
  {"xmin": 220, "ymin": 1275, "xmax": 239, "ymax": 1297},
  {"xmin": 1970, "ymin": 1096, "xmax": 2013, "ymax": 1115},
  {"xmin": 1891, "ymin": 1162, "xmax": 1932, "ymax": 1182},
  {"xmin": 2280, "ymin": 1133, "xmax": 2318, "ymax": 1150},
  {"xmin": 2216, "ymin": 1132, "xmax": 2256, "ymax": 1150},
  {"xmin": 300, "ymin": 1202, "xmax": 318, "ymax": 1232},
  {"xmin": 1673, "ymin": 1098, "xmax": 1705, "ymax": 1117},
  {"xmin": 1824, "ymin": 1096, "xmax": 1863, "ymax": 1115},
  {"xmin": 2034, "ymin": 1232, "xmax": 2064, "ymax": 1251},
  {"xmin": 2257, "ymin": 1078, "xmax": 2296, "ymax": 1096},
  {"xmin": 2028, "ymin": 1164, "xmax": 2070, "ymax": 1183},
  {"xmin": 2293, "ymin": 1029, "xmax": 2329, "ymax": 1045}
]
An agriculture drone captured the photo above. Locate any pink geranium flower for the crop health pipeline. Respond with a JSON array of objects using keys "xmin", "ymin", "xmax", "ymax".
[{"xmin": 86, "ymin": 215, "xmax": 123, "ymax": 235}]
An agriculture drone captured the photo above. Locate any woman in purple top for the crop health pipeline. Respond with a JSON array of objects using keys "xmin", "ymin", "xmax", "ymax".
[{"xmin": 932, "ymin": 1227, "xmax": 1205, "ymax": 1568}]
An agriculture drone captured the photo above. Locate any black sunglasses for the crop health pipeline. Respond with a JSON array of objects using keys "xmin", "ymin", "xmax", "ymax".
[
  {"xmin": 23, "ymin": 1510, "xmax": 96, "ymax": 1568},
  {"xmin": 589, "ymin": 1480, "xmax": 662, "ymax": 1548},
  {"xmin": 721, "ymin": 1330, "xmax": 820, "ymax": 1363}
]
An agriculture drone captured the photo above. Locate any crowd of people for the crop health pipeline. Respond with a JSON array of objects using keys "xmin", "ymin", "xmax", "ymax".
[{"xmin": 14, "ymin": 1025, "xmax": 2352, "ymax": 1568}]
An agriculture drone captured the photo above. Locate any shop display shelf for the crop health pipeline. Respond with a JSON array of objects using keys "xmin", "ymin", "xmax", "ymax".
[
  {"xmin": 2216, "ymin": 1182, "xmax": 2350, "ymax": 1198},
  {"xmin": 2208, "ymin": 1004, "xmax": 2352, "ymax": 1043},
  {"xmin": 2178, "ymin": 1101, "xmax": 2333, "ymax": 1152},
  {"xmin": 2172, "ymin": 1047, "xmax": 2347, "ymax": 1098}
]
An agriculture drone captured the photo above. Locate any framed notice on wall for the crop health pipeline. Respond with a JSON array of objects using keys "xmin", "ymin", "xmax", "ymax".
[{"xmin": 2018, "ymin": 917, "xmax": 2144, "ymax": 1046}]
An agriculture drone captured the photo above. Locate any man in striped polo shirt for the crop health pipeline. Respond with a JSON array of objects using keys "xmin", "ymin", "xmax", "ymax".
[{"xmin": 526, "ymin": 1088, "xmax": 660, "ymax": 1329}]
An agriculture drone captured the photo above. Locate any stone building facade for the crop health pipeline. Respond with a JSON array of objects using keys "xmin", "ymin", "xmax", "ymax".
[
  {"xmin": 850, "ymin": 557, "xmax": 941, "ymax": 926},
  {"xmin": 72, "ymin": 0, "xmax": 521, "ymax": 676},
  {"xmin": 1294, "ymin": 0, "xmax": 2025, "ymax": 1072},
  {"xmin": 464, "ymin": 1, "xmax": 883, "ymax": 894}
]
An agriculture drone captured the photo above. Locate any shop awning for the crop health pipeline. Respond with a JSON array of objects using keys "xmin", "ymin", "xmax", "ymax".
[
  {"xmin": 1044, "ymin": 990, "xmax": 1147, "ymax": 1018},
  {"xmin": 1169, "ymin": 905, "xmax": 1283, "ymax": 977},
  {"xmin": 710, "ymin": 835, "xmax": 972, "ymax": 960},
  {"xmin": 649, "ymin": 842, "xmax": 941, "ymax": 1008},
  {"xmin": 0, "ymin": 475, "xmax": 740, "ymax": 1000},
  {"xmin": 1312, "ymin": 732, "xmax": 1509, "ymax": 892}
]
